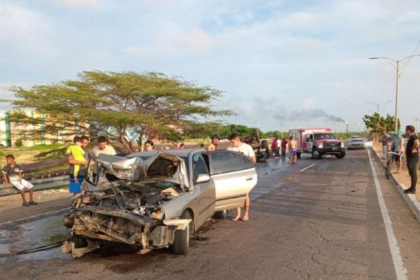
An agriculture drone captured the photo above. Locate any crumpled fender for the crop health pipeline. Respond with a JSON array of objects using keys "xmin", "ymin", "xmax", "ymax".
[{"xmin": 163, "ymin": 219, "xmax": 191, "ymax": 230}]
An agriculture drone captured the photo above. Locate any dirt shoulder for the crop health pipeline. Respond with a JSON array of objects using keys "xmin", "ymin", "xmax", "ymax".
[
  {"xmin": 0, "ymin": 188, "xmax": 72, "ymax": 224},
  {"xmin": 372, "ymin": 141, "xmax": 419, "ymax": 201}
]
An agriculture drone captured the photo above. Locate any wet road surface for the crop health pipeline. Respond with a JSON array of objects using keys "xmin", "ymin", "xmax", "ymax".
[{"xmin": 1, "ymin": 149, "xmax": 420, "ymax": 280}]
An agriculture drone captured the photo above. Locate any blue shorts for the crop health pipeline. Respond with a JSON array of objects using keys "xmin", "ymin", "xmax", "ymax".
[
  {"xmin": 290, "ymin": 149, "xmax": 297, "ymax": 156},
  {"xmin": 69, "ymin": 176, "xmax": 84, "ymax": 193}
]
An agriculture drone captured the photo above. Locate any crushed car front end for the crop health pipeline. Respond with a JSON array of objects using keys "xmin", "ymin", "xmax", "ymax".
[{"xmin": 61, "ymin": 152, "xmax": 192, "ymax": 258}]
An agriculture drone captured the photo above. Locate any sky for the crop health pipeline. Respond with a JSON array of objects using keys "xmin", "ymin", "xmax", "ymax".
[{"xmin": 1, "ymin": 0, "xmax": 420, "ymax": 132}]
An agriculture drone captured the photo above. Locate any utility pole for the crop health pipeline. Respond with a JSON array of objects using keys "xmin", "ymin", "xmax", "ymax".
[
  {"xmin": 370, "ymin": 55, "xmax": 420, "ymax": 133},
  {"xmin": 395, "ymin": 60, "xmax": 400, "ymax": 133}
]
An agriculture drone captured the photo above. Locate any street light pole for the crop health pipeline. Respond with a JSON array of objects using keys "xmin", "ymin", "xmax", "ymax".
[
  {"xmin": 395, "ymin": 60, "xmax": 400, "ymax": 132},
  {"xmin": 369, "ymin": 55, "xmax": 420, "ymax": 132}
]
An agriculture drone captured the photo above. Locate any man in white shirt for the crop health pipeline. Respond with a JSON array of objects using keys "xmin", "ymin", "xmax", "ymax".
[
  {"xmin": 92, "ymin": 136, "xmax": 117, "ymax": 157},
  {"xmin": 227, "ymin": 133, "xmax": 256, "ymax": 222}
]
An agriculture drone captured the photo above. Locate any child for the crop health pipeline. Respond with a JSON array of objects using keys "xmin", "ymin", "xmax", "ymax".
[
  {"xmin": 2, "ymin": 154, "xmax": 37, "ymax": 207},
  {"xmin": 66, "ymin": 136, "xmax": 85, "ymax": 184}
]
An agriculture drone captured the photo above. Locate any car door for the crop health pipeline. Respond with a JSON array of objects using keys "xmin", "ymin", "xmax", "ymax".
[
  {"xmin": 191, "ymin": 153, "xmax": 215, "ymax": 226},
  {"xmin": 306, "ymin": 134, "xmax": 314, "ymax": 152},
  {"xmin": 208, "ymin": 151, "xmax": 257, "ymax": 211}
]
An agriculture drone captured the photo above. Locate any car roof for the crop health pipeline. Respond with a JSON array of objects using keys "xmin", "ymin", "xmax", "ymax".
[{"xmin": 128, "ymin": 149, "xmax": 202, "ymax": 158}]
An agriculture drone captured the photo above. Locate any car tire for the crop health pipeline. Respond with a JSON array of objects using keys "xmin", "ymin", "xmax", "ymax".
[
  {"xmin": 336, "ymin": 152, "xmax": 346, "ymax": 159},
  {"xmin": 173, "ymin": 210, "xmax": 193, "ymax": 255},
  {"xmin": 312, "ymin": 149, "xmax": 321, "ymax": 159},
  {"xmin": 213, "ymin": 210, "xmax": 227, "ymax": 219},
  {"xmin": 297, "ymin": 152, "xmax": 301, "ymax": 159}
]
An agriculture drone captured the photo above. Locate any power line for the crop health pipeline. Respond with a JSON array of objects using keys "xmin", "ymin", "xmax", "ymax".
[{"xmin": 401, "ymin": 38, "xmax": 420, "ymax": 74}]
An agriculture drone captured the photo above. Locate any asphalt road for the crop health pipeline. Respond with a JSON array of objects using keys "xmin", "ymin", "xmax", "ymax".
[{"xmin": 1, "ymin": 149, "xmax": 420, "ymax": 280}]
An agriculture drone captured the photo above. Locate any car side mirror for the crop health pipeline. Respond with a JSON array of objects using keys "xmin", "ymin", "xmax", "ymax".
[{"xmin": 196, "ymin": 174, "xmax": 210, "ymax": 184}]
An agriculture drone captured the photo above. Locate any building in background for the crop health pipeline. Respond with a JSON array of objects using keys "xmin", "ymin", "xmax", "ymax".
[{"xmin": 0, "ymin": 109, "xmax": 85, "ymax": 147}]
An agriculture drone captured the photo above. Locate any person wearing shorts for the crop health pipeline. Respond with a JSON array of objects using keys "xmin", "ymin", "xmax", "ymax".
[
  {"xmin": 289, "ymin": 136, "xmax": 298, "ymax": 164},
  {"xmin": 391, "ymin": 131, "xmax": 404, "ymax": 173},
  {"xmin": 2, "ymin": 154, "xmax": 38, "ymax": 207},
  {"xmin": 227, "ymin": 133, "xmax": 256, "ymax": 222}
]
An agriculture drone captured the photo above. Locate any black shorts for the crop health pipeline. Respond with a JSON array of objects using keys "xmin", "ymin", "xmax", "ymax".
[{"xmin": 393, "ymin": 154, "xmax": 402, "ymax": 162}]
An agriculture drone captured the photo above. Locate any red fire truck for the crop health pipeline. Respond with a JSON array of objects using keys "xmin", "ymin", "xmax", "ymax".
[{"xmin": 288, "ymin": 128, "xmax": 346, "ymax": 159}]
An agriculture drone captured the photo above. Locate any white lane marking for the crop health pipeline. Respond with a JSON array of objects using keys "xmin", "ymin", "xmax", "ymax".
[
  {"xmin": 367, "ymin": 149, "xmax": 407, "ymax": 280},
  {"xmin": 0, "ymin": 207, "xmax": 70, "ymax": 227},
  {"xmin": 300, "ymin": 163, "xmax": 316, "ymax": 172}
]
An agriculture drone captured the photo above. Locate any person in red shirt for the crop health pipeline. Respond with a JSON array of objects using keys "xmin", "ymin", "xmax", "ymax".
[
  {"xmin": 271, "ymin": 137, "xmax": 279, "ymax": 157},
  {"xmin": 281, "ymin": 137, "xmax": 288, "ymax": 156}
]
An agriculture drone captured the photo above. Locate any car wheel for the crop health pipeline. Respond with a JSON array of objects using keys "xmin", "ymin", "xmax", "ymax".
[
  {"xmin": 312, "ymin": 149, "xmax": 321, "ymax": 159},
  {"xmin": 173, "ymin": 210, "xmax": 193, "ymax": 255},
  {"xmin": 297, "ymin": 152, "xmax": 301, "ymax": 159},
  {"xmin": 213, "ymin": 210, "xmax": 227, "ymax": 219},
  {"xmin": 335, "ymin": 152, "xmax": 346, "ymax": 159}
]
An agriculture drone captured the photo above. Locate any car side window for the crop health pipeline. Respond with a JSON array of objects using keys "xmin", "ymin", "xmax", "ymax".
[
  {"xmin": 210, "ymin": 151, "xmax": 250, "ymax": 175},
  {"xmin": 242, "ymin": 156, "xmax": 254, "ymax": 169},
  {"xmin": 192, "ymin": 154, "xmax": 209, "ymax": 183}
]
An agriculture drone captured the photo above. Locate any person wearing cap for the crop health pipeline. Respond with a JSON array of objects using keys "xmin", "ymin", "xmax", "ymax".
[
  {"xmin": 391, "ymin": 130, "xmax": 404, "ymax": 173},
  {"xmin": 207, "ymin": 134, "xmax": 221, "ymax": 151}
]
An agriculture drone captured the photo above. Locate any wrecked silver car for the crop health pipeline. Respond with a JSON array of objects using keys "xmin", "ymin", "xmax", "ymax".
[{"xmin": 62, "ymin": 150, "xmax": 257, "ymax": 258}]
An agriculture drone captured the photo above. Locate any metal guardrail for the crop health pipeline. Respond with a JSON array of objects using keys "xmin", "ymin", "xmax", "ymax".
[{"xmin": 0, "ymin": 175, "xmax": 69, "ymax": 196}]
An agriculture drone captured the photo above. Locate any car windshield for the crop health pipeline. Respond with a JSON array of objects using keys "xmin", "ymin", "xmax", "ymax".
[
  {"xmin": 314, "ymin": 134, "xmax": 335, "ymax": 140},
  {"xmin": 85, "ymin": 155, "xmax": 190, "ymax": 186}
]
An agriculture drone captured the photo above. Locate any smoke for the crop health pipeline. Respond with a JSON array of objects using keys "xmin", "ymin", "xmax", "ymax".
[
  {"xmin": 276, "ymin": 108, "xmax": 345, "ymax": 123},
  {"xmin": 253, "ymin": 102, "xmax": 345, "ymax": 123}
]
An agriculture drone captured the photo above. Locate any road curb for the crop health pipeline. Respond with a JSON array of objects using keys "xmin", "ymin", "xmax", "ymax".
[{"xmin": 371, "ymin": 148, "xmax": 420, "ymax": 224}]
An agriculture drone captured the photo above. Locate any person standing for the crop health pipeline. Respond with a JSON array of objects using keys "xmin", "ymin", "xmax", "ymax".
[
  {"xmin": 66, "ymin": 136, "xmax": 85, "ymax": 185},
  {"xmin": 271, "ymin": 137, "xmax": 279, "ymax": 158},
  {"xmin": 289, "ymin": 136, "xmax": 297, "ymax": 164},
  {"xmin": 2, "ymin": 155, "xmax": 37, "ymax": 207},
  {"xmin": 281, "ymin": 137, "xmax": 288, "ymax": 156},
  {"xmin": 92, "ymin": 136, "xmax": 117, "ymax": 157},
  {"xmin": 207, "ymin": 134, "xmax": 221, "ymax": 152},
  {"xmin": 381, "ymin": 131, "xmax": 390, "ymax": 160},
  {"xmin": 227, "ymin": 133, "xmax": 256, "ymax": 222},
  {"xmin": 67, "ymin": 136, "xmax": 91, "ymax": 195},
  {"xmin": 391, "ymin": 131, "xmax": 404, "ymax": 173},
  {"xmin": 404, "ymin": 125, "xmax": 419, "ymax": 194}
]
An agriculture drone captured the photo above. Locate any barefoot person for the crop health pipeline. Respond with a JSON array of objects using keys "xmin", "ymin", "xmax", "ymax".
[
  {"xmin": 289, "ymin": 136, "xmax": 298, "ymax": 164},
  {"xmin": 2, "ymin": 154, "xmax": 37, "ymax": 207},
  {"xmin": 227, "ymin": 133, "xmax": 256, "ymax": 222},
  {"xmin": 66, "ymin": 136, "xmax": 85, "ymax": 185}
]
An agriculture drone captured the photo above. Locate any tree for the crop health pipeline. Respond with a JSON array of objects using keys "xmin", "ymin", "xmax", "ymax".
[
  {"xmin": 8, "ymin": 71, "xmax": 231, "ymax": 152},
  {"xmin": 362, "ymin": 113, "xmax": 400, "ymax": 133}
]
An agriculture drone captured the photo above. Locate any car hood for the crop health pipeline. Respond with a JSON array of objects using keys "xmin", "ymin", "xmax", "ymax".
[{"xmin": 96, "ymin": 152, "xmax": 191, "ymax": 190}]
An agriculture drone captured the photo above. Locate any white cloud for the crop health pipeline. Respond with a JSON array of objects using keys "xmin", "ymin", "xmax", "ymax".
[
  {"xmin": 54, "ymin": 0, "xmax": 99, "ymax": 7},
  {"xmin": 2, "ymin": 0, "xmax": 420, "ymax": 130}
]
